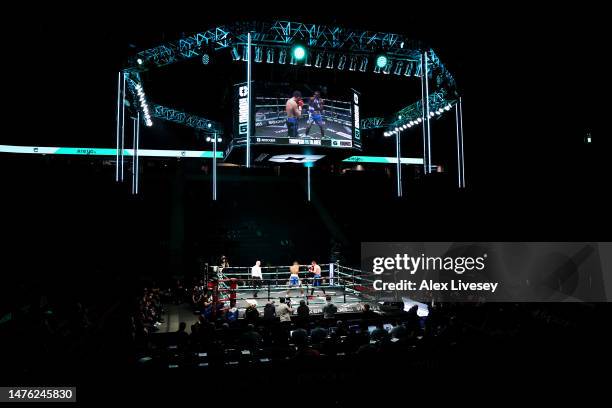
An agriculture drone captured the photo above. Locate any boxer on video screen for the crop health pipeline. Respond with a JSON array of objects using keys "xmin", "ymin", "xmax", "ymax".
[
  {"xmin": 305, "ymin": 91, "xmax": 325, "ymax": 138},
  {"xmin": 286, "ymin": 91, "xmax": 303, "ymax": 137}
]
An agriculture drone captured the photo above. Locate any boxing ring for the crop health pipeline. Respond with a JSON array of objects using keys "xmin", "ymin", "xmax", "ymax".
[{"xmin": 210, "ymin": 263, "xmax": 379, "ymax": 316}]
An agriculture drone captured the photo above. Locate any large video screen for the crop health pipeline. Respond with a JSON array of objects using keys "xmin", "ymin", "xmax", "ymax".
[{"xmin": 234, "ymin": 82, "xmax": 361, "ymax": 150}]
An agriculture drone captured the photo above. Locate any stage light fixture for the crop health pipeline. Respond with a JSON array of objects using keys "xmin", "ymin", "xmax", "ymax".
[
  {"xmin": 359, "ymin": 57, "xmax": 368, "ymax": 72},
  {"xmin": 383, "ymin": 61, "xmax": 392, "ymax": 74},
  {"xmin": 254, "ymin": 47, "xmax": 263, "ymax": 63},
  {"xmin": 292, "ymin": 45, "xmax": 306, "ymax": 60},
  {"xmin": 135, "ymin": 83, "xmax": 153, "ymax": 127},
  {"xmin": 217, "ymin": 137, "xmax": 222, "ymax": 143},
  {"xmin": 207, "ymin": 123, "xmax": 212, "ymax": 128},
  {"xmin": 404, "ymin": 62, "xmax": 413, "ymax": 76},
  {"xmin": 398, "ymin": 115, "xmax": 402, "ymax": 120},
  {"xmin": 414, "ymin": 63, "xmax": 422, "ymax": 77},
  {"xmin": 349, "ymin": 56, "xmax": 357, "ymax": 71},
  {"xmin": 231, "ymin": 47, "xmax": 240, "ymax": 61},
  {"xmin": 137, "ymin": 58, "xmax": 143, "ymax": 65},
  {"xmin": 394, "ymin": 127, "xmax": 399, "ymax": 132},
  {"xmin": 206, "ymin": 136, "xmax": 211, "ymax": 142},
  {"xmin": 266, "ymin": 48, "xmax": 274, "ymax": 63},
  {"xmin": 315, "ymin": 53, "xmax": 323, "ymax": 68},
  {"xmin": 394, "ymin": 61, "xmax": 404, "ymax": 75},
  {"xmin": 201, "ymin": 54, "xmax": 210, "ymax": 65},
  {"xmin": 278, "ymin": 49, "xmax": 287, "ymax": 64},
  {"xmin": 376, "ymin": 55, "xmax": 388, "ymax": 69},
  {"xmin": 417, "ymin": 118, "xmax": 422, "ymax": 123},
  {"xmin": 337, "ymin": 55, "xmax": 347, "ymax": 70},
  {"xmin": 445, "ymin": 105, "xmax": 452, "ymax": 111},
  {"xmin": 241, "ymin": 46, "xmax": 249, "ymax": 61},
  {"xmin": 326, "ymin": 54, "xmax": 335, "ymax": 69}
]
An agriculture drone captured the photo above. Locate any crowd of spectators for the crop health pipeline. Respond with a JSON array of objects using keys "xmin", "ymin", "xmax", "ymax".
[
  {"xmin": 133, "ymin": 286, "xmax": 446, "ymax": 369},
  {"xmin": 131, "ymin": 286, "xmax": 164, "ymax": 343},
  {"xmin": 130, "ymin": 279, "xmax": 610, "ymax": 384}
]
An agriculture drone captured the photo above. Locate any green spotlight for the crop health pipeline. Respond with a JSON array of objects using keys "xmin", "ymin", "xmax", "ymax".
[
  {"xmin": 376, "ymin": 55, "xmax": 388, "ymax": 68},
  {"xmin": 292, "ymin": 45, "xmax": 306, "ymax": 60}
]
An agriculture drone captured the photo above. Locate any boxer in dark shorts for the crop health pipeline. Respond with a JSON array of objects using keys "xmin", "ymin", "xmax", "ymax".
[{"xmin": 305, "ymin": 91, "xmax": 325, "ymax": 138}]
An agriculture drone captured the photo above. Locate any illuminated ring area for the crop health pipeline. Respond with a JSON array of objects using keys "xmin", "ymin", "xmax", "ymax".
[{"xmin": 209, "ymin": 263, "xmax": 379, "ymax": 316}]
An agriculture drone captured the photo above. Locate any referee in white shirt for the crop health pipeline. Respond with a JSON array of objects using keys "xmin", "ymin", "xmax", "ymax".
[{"xmin": 251, "ymin": 260, "xmax": 263, "ymax": 298}]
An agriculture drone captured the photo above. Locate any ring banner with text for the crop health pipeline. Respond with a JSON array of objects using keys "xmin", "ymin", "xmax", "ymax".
[{"xmin": 361, "ymin": 242, "xmax": 612, "ymax": 302}]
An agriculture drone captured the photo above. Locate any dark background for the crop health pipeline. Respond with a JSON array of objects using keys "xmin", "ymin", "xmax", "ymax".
[{"xmin": 1, "ymin": 3, "xmax": 609, "ymax": 401}]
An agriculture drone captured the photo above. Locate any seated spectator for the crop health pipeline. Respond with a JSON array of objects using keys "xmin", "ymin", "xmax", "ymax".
[
  {"xmin": 240, "ymin": 324, "xmax": 263, "ymax": 351},
  {"xmin": 322, "ymin": 295, "xmax": 338, "ymax": 320},
  {"xmin": 334, "ymin": 320, "xmax": 349, "ymax": 338},
  {"xmin": 291, "ymin": 328, "xmax": 320, "ymax": 360},
  {"xmin": 190, "ymin": 323, "xmax": 201, "ymax": 346},
  {"xmin": 174, "ymin": 279, "xmax": 185, "ymax": 304},
  {"xmin": 291, "ymin": 327, "xmax": 308, "ymax": 345},
  {"xmin": 370, "ymin": 322, "xmax": 391, "ymax": 342},
  {"xmin": 176, "ymin": 321, "xmax": 189, "ymax": 346},
  {"xmin": 245, "ymin": 304, "xmax": 260, "ymax": 325},
  {"xmin": 404, "ymin": 304, "xmax": 420, "ymax": 333},
  {"xmin": 391, "ymin": 321, "xmax": 408, "ymax": 340},
  {"xmin": 226, "ymin": 307, "xmax": 239, "ymax": 324},
  {"xmin": 311, "ymin": 325, "xmax": 328, "ymax": 344},
  {"xmin": 296, "ymin": 300, "xmax": 310, "ymax": 328},
  {"xmin": 202, "ymin": 303, "xmax": 214, "ymax": 321},
  {"xmin": 276, "ymin": 297, "xmax": 293, "ymax": 324},
  {"xmin": 263, "ymin": 301, "xmax": 276, "ymax": 321},
  {"xmin": 361, "ymin": 303, "xmax": 377, "ymax": 320},
  {"xmin": 218, "ymin": 322, "xmax": 232, "ymax": 345},
  {"xmin": 202, "ymin": 322, "xmax": 217, "ymax": 345}
]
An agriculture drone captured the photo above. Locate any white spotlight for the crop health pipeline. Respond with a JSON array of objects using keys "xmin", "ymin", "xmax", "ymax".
[
  {"xmin": 217, "ymin": 138, "xmax": 222, "ymax": 143},
  {"xmin": 206, "ymin": 137, "xmax": 211, "ymax": 142}
]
